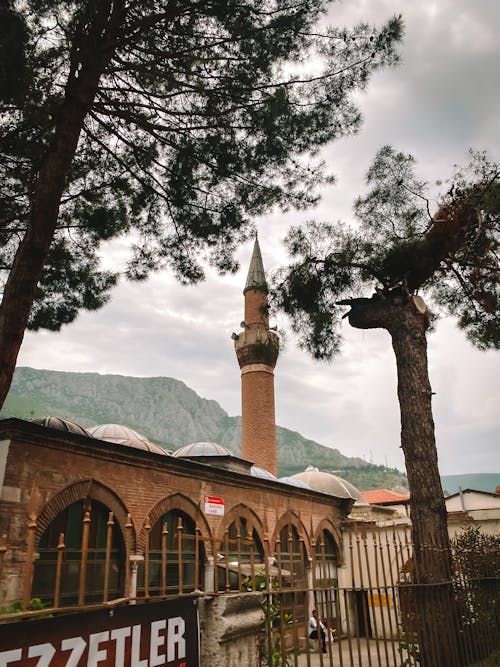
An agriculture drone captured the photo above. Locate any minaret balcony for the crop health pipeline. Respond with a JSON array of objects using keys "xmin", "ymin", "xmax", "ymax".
[{"xmin": 234, "ymin": 328, "xmax": 279, "ymax": 368}]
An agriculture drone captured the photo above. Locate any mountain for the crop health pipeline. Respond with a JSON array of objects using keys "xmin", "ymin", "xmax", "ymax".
[{"xmin": 1, "ymin": 367, "xmax": 408, "ymax": 490}]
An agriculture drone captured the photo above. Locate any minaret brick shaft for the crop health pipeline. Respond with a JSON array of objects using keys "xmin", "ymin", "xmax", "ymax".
[{"xmin": 234, "ymin": 238, "xmax": 279, "ymax": 474}]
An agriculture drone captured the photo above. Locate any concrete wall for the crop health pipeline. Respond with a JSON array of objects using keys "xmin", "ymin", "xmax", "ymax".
[{"xmin": 445, "ymin": 491, "xmax": 500, "ymax": 512}]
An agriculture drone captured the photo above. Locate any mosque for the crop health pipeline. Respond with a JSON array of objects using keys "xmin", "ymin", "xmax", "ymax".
[
  {"xmin": 2, "ymin": 239, "xmax": 497, "ymax": 667},
  {"xmin": 0, "ymin": 238, "xmax": 368, "ymax": 619}
]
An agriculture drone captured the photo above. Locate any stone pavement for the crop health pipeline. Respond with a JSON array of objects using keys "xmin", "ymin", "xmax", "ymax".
[{"xmin": 292, "ymin": 638, "xmax": 405, "ymax": 667}]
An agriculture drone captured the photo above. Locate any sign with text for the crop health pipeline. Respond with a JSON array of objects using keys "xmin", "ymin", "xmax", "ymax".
[
  {"xmin": 204, "ymin": 495, "xmax": 224, "ymax": 516},
  {"xmin": 0, "ymin": 597, "xmax": 199, "ymax": 667}
]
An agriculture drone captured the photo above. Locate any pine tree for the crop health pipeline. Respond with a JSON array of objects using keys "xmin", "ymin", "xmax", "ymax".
[
  {"xmin": 274, "ymin": 147, "xmax": 499, "ymax": 667},
  {"xmin": 0, "ymin": 0, "xmax": 402, "ymax": 406}
]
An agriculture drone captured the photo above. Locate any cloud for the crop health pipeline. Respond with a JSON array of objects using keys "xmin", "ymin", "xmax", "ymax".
[{"xmin": 16, "ymin": 0, "xmax": 500, "ymax": 476}]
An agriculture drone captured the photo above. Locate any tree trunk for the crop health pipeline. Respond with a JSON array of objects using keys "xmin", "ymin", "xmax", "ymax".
[
  {"xmin": 347, "ymin": 295, "xmax": 462, "ymax": 667},
  {"xmin": 0, "ymin": 1, "xmax": 125, "ymax": 409}
]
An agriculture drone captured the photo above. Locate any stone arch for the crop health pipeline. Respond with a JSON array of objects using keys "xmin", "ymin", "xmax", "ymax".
[
  {"xmin": 216, "ymin": 504, "xmax": 265, "ymax": 547},
  {"xmin": 271, "ymin": 510, "xmax": 311, "ymax": 558},
  {"xmin": 270, "ymin": 510, "xmax": 311, "ymax": 621},
  {"xmin": 138, "ymin": 493, "xmax": 212, "ymax": 555},
  {"xmin": 313, "ymin": 518, "xmax": 343, "ymax": 566},
  {"xmin": 215, "ymin": 503, "xmax": 267, "ymax": 561},
  {"xmin": 35, "ymin": 479, "xmax": 134, "ymax": 553}
]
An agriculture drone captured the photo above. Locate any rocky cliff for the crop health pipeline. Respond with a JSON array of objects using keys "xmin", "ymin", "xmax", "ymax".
[{"xmin": 1, "ymin": 367, "xmax": 407, "ymax": 488}]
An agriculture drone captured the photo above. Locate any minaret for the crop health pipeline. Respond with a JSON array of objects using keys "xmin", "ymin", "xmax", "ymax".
[{"xmin": 234, "ymin": 238, "xmax": 280, "ymax": 474}]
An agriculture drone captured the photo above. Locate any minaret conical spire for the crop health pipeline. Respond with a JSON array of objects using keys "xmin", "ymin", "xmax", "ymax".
[
  {"xmin": 244, "ymin": 236, "xmax": 268, "ymax": 294},
  {"xmin": 234, "ymin": 237, "xmax": 280, "ymax": 475}
]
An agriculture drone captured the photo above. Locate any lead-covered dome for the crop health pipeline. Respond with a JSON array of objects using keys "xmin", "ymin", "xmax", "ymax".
[
  {"xmin": 32, "ymin": 416, "xmax": 90, "ymax": 437},
  {"xmin": 279, "ymin": 476, "xmax": 311, "ymax": 489},
  {"xmin": 89, "ymin": 423, "xmax": 168, "ymax": 455},
  {"xmin": 291, "ymin": 466, "xmax": 367, "ymax": 504},
  {"xmin": 250, "ymin": 465, "xmax": 278, "ymax": 480},
  {"xmin": 172, "ymin": 442, "xmax": 233, "ymax": 458}
]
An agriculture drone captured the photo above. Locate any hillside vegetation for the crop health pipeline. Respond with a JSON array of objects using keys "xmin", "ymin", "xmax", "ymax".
[{"xmin": 1, "ymin": 367, "xmax": 408, "ymax": 490}]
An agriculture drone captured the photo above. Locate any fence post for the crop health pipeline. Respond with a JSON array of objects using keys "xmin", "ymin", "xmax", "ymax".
[
  {"xmin": 22, "ymin": 513, "xmax": 37, "ymax": 608},
  {"xmin": 144, "ymin": 517, "xmax": 151, "ymax": 599},
  {"xmin": 53, "ymin": 531, "xmax": 65, "ymax": 609},
  {"xmin": 103, "ymin": 511, "xmax": 114, "ymax": 603},
  {"xmin": 78, "ymin": 506, "xmax": 91, "ymax": 606},
  {"xmin": 0, "ymin": 533, "xmax": 8, "ymax": 584},
  {"xmin": 161, "ymin": 521, "xmax": 168, "ymax": 595},
  {"xmin": 177, "ymin": 516, "xmax": 183, "ymax": 594},
  {"xmin": 224, "ymin": 529, "xmax": 230, "ymax": 592},
  {"xmin": 195, "ymin": 528, "xmax": 201, "ymax": 591},
  {"xmin": 124, "ymin": 513, "xmax": 133, "ymax": 597}
]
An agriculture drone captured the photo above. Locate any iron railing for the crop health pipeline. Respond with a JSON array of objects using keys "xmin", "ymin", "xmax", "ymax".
[{"xmin": 0, "ymin": 512, "xmax": 498, "ymax": 667}]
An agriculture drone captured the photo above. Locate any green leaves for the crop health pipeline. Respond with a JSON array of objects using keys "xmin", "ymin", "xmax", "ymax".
[
  {"xmin": 354, "ymin": 145, "xmax": 428, "ymax": 245},
  {"xmin": 28, "ymin": 236, "xmax": 118, "ymax": 331},
  {"xmin": 274, "ymin": 221, "xmax": 359, "ymax": 359},
  {"xmin": 275, "ymin": 147, "xmax": 500, "ymax": 354},
  {"xmin": 0, "ymin": 0, "xmax": 404, "ymax": 331}
]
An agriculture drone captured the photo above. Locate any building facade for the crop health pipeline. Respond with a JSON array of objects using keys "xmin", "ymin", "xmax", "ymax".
[
  {"xmin": 0, "ymin": 417, "xmax": 351, "ymax": 610},
  {"xmin": 0, "ymin": 239, "xmax": 356, "ymax": 623}
]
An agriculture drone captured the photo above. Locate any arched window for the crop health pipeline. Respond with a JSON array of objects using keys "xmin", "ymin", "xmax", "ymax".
[
  {"xmin": 32, "ymin": 500, "xmax": 125, "ymax": 606},
  {"xmin": 277, "ymin": 524, "xmax": 307, "ymax": 584},
  {"xmin": 314, "ymin": 529, "xmax": 337, "ymax": 585},
  {"xmin": 275, "ymin": 524, "xmax": 308, "ymax": 620},
  {"xmin": 142, "ymin": 509, "xmax": 204, "ymax": 596},
  {"xmin": 314, "ymin": 529, "xmax": 338, "ymax": 631},
  {"xmin": 217, "ymin": 517, "xmax": 264, "ymax": 591}
]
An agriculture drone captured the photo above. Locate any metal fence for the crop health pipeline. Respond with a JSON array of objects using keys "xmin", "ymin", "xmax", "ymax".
[
  {"xmin": 0, "ymin": 511, "xmax": 499, "ymax": 667},
  {"xmin": 259, "ymin": 523, "xmax": 500, "ymax": 667}
]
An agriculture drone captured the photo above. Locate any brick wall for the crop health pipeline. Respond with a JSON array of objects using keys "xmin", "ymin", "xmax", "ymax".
[
  {"xmin": 244, "ymin": 289, "xmax": 269, "ymax": 329},
  {"xmin": 0, "ymin": 420, "xmax": 347, "ymax": 606},
  {"xmin": 241, "ymin": 366, "xmax": 276, "ymax": 474}
]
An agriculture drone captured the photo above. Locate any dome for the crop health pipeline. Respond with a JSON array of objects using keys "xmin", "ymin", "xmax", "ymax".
[
  {"xmin": 88, "ymin": 424, "xmax": 168, "ymax": 455},
  {"xmin": 278, "ymin": 476, "xmax": 311, "ymax": 489},
  {"xmin": 291, "ymin": 467, "xmax": 367, "ymax": 504},
  {"xmin": 172, "ymin": 442, "xmax": 233, "ymax": 458},
  {"xmin": 250, "ymin": 465, "xmax": 278, "ymax": 480},
  {"xmin": 32, "ymin": 416, "xmax": 90, "ymax": 437}
]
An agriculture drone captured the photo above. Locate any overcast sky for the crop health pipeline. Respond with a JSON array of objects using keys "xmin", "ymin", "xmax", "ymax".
[{"xmin": 17, "ymin": 0, "xmax": 500, "ymax": 476}]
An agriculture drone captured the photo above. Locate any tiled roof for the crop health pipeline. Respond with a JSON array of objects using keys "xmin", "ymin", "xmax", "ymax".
[{"xmin": 362, "ymin": 489, "xmax": 410, "ymax": 505}]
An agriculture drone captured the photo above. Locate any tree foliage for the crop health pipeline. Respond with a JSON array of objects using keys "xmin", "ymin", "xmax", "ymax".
[
  {"xmin": 453, "ymin": 525, "xmax": 500, "ymax": 582},
  {"xmin": 0, "ymin": 0, "xmax": 402, "ymax": 332},
  {"xmin": 274, "ymin": 147, "xmax": 499, "ymax": 667},
  {"xmin": 452, "ymin": 526, "xmax": 500, "ymax": 663},
  {"xmin": 274, "ymin": 147, "xmax": 500, "ymax": 354}
]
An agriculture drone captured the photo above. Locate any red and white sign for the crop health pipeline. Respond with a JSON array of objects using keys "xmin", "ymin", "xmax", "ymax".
[{"xmin": 204, "ymin": 495, "xmax": 224, "ymax": 516}]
